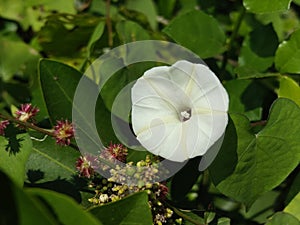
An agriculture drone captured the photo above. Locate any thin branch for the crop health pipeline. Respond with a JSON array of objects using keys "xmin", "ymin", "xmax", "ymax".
[
  {"xmin": 0, "ymin": 113, "xmax": 55, "ymax": 137},
  {"xmin": 0, "ymin": 113, "xmax": 79, "ymax": 151},
  {"xmin": 106, "ymin": 0, "xmax": 113, "ymax": 47},
  {"xmin": 165, "ymin": 202, "xmax": 204, "ymax": 225},
  {"xmin": 250, "ymin": 120, "xmax": 267, "ymax": 127}
]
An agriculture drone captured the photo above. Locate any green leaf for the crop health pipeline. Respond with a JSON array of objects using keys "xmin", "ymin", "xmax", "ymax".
[
  {"xmin": 209, "ymin": 98, "xmax": 300, "ymax": 208},
  {"xmin": 256, "ymin": 10, "xmax": 300, "ymax": 42},
  {"xmin": 0, "ymin": 134, "xmax": 32, "ymax": 187},
  {"xmin": 25, "ymin": 133, "xmax": 79, "ymax": 183},
  {"xmin": 0, "ymin": 170, "xmax": 58, "ymax": 225},
  {"xmin": 89, "ymin": 191, "xmax": 153, "ymax": 225},
  {"xmin": 277, "ymin": 76, "xmax": 300, "ymax": 106},
  {"xmin": 275, "ymin": 29, "xmax": 300, "ymax": 74},
  {"xmin": 39, "ymin": 59, "xmax": 118, "ymax": 155},
  {"xmin": 0, "ymin": 37, "xmax": 40, "ymax": 81},
  {"xmin": 217, "ymin": 217, "xmax": 231, "ymax": 225},
  {"xmin": 26, "ymin": 188, "xmax": 103, "ymax": 225},
  {"xmin": 157, "ymin": 0, "xmax": 176, "ymax": 19},
  {"xmin": 284, "ymin": 192, "xmax": 300, "ymax": 220},
  {"xmin": 240, "ymin": 191, "xmax": 280, "ymax": 223},
  {"xmin": 87, "ymin": 21, "xmax": 106, "ymax": 58},
  {"xmin": 25, "ymin": 132, "xmax": 82, "ymax": 201},
  {"xmin": 0, "ymin": 0, "xmax": 76, "ymax": 31},
  {"xmin": 238, "ymin": 24, "xmax": 278, "ymax": 72},
  {"xmin": 126, "ymin": 0, "xmax": 157, "ymax": 30},
  {"xmin": 265, "ymin": 212, "xmax": 300, "ymax": 225},
  {"xmin": 38, "ymin": 14, "xmax": 100, "ymax": 57},
  {"xmin": 243, "ymin": 0, "xmax": 292, "ymax": 13},
  {"xmin": 39, "ymin": 59, "xmax": 81, "ymax": 122},
  {"xmin": 163, "ymin": 10, "xmax": 226, "ymax": 59},
  {"xmin": 181, "ymin": 211, "xmax": 205, "ymax": 225},
  {"xmin": 224, "ymin": 79, "xmax": 267, "ymax": 121},
  {"xmin": 116, "ymin": 20, "xmax": 150, "ymax": 43}
]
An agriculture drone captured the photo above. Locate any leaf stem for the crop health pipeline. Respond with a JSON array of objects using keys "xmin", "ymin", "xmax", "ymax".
[
  {"xmin": 165, "ymin": 202, "xmax": 204, "ymax": 225},
  {"xmin": 221, "ymin": 6, "xmax": 246, "ymax": 73}
]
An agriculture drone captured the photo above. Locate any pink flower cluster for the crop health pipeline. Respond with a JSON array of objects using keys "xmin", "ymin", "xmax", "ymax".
[{"xmin": 75, "ymin": 143, "xmax": 128, "ymax": 178}]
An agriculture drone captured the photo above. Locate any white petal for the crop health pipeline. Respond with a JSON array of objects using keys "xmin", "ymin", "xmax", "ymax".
[{"xmin": 131, "ymin": 60, "xmax": 229, "ymax": 162}]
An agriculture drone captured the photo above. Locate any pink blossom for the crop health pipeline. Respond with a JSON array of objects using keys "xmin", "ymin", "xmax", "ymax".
[
  {"xmin": 75, "ymin": 155, "xmax": 98, "ymax": 178},
  {"xmin": 53, "ymin": 119, "xmax": 75, "ymax": 146},
  {"xmin": 0, "ymin": 120, "xmax": 9, "ymax": 136},
  {"xmin": 103, "ymin": 143, "xmax": 128, "ymax": 163},
  {"xmin": 15, "ymin": 103, "xmax": 39, "ymax": 123}
]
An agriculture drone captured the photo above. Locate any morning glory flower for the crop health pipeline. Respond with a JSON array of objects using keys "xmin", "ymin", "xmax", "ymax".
[{"xmin": 131, "ymin": 60, "xmax": 229, "ymax": 162}]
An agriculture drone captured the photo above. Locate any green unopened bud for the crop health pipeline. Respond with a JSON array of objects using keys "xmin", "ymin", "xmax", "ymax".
[
  {"xmin": 166, "ymin": 208, "xmax": 173, "ymax": 218},
  {"xmin": 126, "ymin": 167, "xmax": 136, "ymax": 176},
  {"xmin": 138, "ymin": 180, "xmax": 144, "ymax": 188}
]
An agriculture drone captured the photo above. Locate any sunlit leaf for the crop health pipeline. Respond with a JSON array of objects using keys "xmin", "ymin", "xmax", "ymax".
[
  {"xmin": 243, "ymin": 0, "xmax": 292, "ymax": 13},
  {"xmin": 0, "ymin": 134, "xmax": 32, "ymax": 187},
  {"xmin": 265, "ymin": 212, "xmax": 300, "ymax": 225},
  {"xmin": 275, "ymin": 29, "xmax": 300, "ymax": 74},
  {"xmin": 0, "ymin": 37, "xmax": 40, "ymax": 81},
  {"xmin": 87, "ymin": 21, "xmax": 106, "ymax": 58},
  {"xmin": 284, "ymin": 192, "xmax": 300, "ymax": 220},
  {"xmin": 277, "ymin": 76, "xmax": 300, "ymax": 106}
]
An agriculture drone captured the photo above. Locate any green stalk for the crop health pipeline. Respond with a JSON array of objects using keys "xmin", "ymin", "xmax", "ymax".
[{"xmin": 221, "ymin": 6, "xmax": 246, "ymax": 73}]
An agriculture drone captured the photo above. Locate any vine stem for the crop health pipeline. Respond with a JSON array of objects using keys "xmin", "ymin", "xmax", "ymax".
[
  {"xmin": 221, "ymin": 6, "xmax": 246, "ymax": 73},
  {"xmin": 106, "ymin": 0, "xmax": 113, "ymax": 47}
]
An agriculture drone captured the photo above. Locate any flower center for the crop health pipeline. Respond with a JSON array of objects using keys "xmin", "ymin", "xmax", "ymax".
[{"xmin": 180, "ymin": 109, "xmax": 192, "ymax": 122}]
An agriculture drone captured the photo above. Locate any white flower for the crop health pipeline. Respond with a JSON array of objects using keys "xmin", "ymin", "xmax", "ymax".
[{"xmin": 131, "ymin": 60, "xmax": 229, "ymax": 163}]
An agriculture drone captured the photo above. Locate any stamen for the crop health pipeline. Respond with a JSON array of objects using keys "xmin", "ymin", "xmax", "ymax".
[{"xmin": 180, "ymin": 109, "xmax": 192, "ymax": 122}]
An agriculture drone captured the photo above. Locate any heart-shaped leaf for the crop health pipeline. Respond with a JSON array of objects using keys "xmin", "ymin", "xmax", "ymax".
[{"xmin": 209, "ymin": 98, "xmax": 300, "ymax": 208}]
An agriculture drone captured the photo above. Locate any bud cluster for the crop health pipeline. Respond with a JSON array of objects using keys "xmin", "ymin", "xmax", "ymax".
[{"xmin": 75, "ymin": 145, "xmax": 182, "ymax": 224}]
